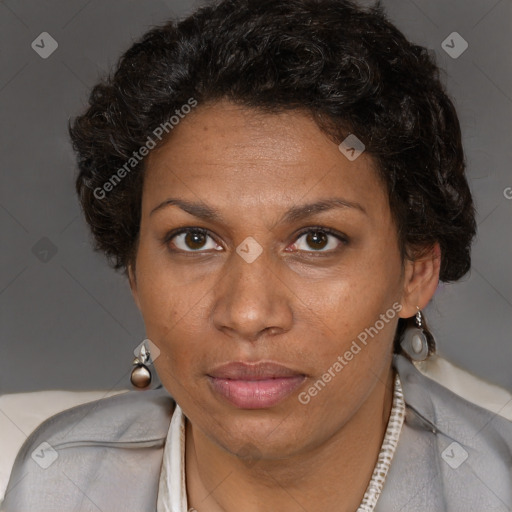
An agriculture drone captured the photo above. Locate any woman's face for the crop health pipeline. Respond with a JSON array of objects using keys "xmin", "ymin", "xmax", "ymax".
[{"xmin": 130, "ymin": 100, "xmax": 415, "ymax": 460}]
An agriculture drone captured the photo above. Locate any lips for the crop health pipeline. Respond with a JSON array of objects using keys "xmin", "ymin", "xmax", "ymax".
[
  {"xmin": 207, "ymin": 361, "xmax": 306, "ymax": 409},
  {"xmin": 208, "ymin": 361, "xmax": 304, "ymax": 380}
]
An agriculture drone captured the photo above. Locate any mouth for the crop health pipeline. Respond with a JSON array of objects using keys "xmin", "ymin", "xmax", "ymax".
[{"xmin": 207, "ymin": 361, "xmax": 307, "ymax": 409}]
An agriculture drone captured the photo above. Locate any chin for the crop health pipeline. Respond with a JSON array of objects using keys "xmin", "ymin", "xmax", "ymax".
[{"xmin": 209, "ymin": 409, "xmax": 312, "ymax": 458}]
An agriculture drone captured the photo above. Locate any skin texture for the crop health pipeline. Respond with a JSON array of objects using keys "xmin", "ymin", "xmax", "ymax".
[{"xmin": 129, "ymin": 100, "xmax": 441, "ymax": 512}]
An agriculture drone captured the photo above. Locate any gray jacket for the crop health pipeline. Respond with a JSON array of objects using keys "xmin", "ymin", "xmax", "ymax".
[{"xmin": 2, "ymin": 354, "xmax": 511, "ymax": 511}]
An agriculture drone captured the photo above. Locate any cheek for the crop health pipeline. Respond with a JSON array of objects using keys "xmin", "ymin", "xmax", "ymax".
[
  {"xmin": 135, "ymin": 249, "xmax": 203, "ymax": 334},
  {"xmin": 296, "ymin": 263, "xmax": 401, "ymax": 395},
  {"xmin": 305, "ymin": 254, "xmax": 401, "ymax": 342},
  {"xmin": 296, "ymin": 278, "xmax": 399, "ymax": 411},
  {"xmin": 134, "ymin": 274, "xmax": 207, "ymax": 386}
]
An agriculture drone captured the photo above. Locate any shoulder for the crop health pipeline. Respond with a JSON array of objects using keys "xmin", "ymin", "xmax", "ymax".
[
  {"xmin": 387, "ymin": 354, "xmax": 512, "ymax": 511},
  {"xmin": 395, "ymin": 353, "xmax": 512, "ymax": 445},
  {"xmin": 13, "ymin": 386, "xmax": 175, "ymax": 451},
  {"xmin": 1, "ymin": 387, "xmax": 175, "ymax": 511}
]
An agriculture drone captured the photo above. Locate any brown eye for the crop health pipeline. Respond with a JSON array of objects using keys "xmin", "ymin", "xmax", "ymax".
[
  {"xmin": 184, "ymin": 231, "xmax": 207, "ymax": 250},
  {"xmin": 292, "ymin": 228, "xmax": 347, "ymax": 253},
  {"xmin": 305, "ymin": 231, "xmax": 328, "ymax": 250},
  {"xmin": 166, "ymin": 228, "xmax": 222, "ymax": 252}
]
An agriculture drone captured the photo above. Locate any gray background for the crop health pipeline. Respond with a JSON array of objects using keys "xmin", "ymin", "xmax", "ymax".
[{"xmin": 1, "ymin": 0, "xmax": 511, "ymax": 394}]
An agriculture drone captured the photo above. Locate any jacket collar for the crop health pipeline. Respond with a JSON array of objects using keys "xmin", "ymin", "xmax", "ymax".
[{"xmin": 393, "ymin": 353, "xmax": 441, "ymax": 434}]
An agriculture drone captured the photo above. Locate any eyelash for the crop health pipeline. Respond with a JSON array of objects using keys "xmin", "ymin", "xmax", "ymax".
[{"xmin": 162, "ymin": 226, "xmax": 348, "ymax": 254}]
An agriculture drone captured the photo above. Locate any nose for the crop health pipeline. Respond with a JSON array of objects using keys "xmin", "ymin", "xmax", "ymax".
[{"xmin": 212, "ymin": 246, "xmax": 293, "ymax": 343}]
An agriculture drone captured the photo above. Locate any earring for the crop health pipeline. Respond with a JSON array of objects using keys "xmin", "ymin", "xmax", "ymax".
[
  {"xmin": 130, "ymin": 341, "xmax": 152, "ymax": 389},
  {"xmin": 400, "ymin": 307, "xmax": 430, "ymax": 361}
]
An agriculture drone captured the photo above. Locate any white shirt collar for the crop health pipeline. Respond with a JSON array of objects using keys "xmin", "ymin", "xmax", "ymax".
[
  {"xmin": 157, "ymin": 400, "xmax": 188, "ymax": 512},
  {"xmin": 157, "ymin": 374, "xmax": 405, "ymax": 512}
]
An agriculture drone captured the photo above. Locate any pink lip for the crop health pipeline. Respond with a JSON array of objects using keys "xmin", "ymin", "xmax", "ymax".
[{"xmin": 207, "ymin": 361, "xmax": 306, "ymax": 409}]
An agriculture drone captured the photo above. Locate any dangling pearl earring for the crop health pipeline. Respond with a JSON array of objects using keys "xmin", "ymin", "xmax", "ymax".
[
  {"xmin": 400, "ymin": 306, "xmax": 430, "ymax": 361},
  {"xmin": 130, "ymin": 342, "xmax": 152, "ymax": 389}
]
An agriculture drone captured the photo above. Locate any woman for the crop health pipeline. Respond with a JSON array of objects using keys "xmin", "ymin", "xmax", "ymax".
[{"xmin": 2, "ymin": 0, "xmax": 511, "ymax": 510}]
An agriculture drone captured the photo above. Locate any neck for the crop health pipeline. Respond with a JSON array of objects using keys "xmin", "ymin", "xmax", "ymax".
[{"xmin": 185, "ymin": 364, "xmax": 395, "ymax": 512}]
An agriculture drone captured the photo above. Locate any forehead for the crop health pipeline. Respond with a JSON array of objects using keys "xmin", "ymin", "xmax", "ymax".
[{"xmin": 143, "ymin": 101, "xmax": 389, "ymax": 220}]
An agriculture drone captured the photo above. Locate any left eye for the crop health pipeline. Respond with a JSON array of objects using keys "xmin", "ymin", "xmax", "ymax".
[{"xmin": 292, "ymin": 229, "xmax": 345, "ymax": 252}]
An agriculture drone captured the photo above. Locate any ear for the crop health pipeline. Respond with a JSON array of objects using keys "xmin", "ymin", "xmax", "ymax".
[
  {"xmin": 399, "ymin": 242, "xmax": 441, "ymax": 318},
  {"xmin": 128, "ymin": 263, "xmax": 141, "ymax": 311}
]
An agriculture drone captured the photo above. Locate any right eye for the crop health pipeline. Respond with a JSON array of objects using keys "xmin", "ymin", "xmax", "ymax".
[{"xmin": 164, "ymin": 227, "xmax": 223, "ymax": 253}]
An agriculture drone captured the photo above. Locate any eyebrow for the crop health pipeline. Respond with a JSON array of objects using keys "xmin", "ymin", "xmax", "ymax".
[{"xmin": 149, "ymin": 197, "xmax": 366, "ymax": 225}]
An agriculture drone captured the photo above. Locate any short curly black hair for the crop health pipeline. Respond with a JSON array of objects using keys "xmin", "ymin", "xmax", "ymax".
[{"xmin": 69, "ymin": 0, "xmax": 476, "ymax": 311}]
